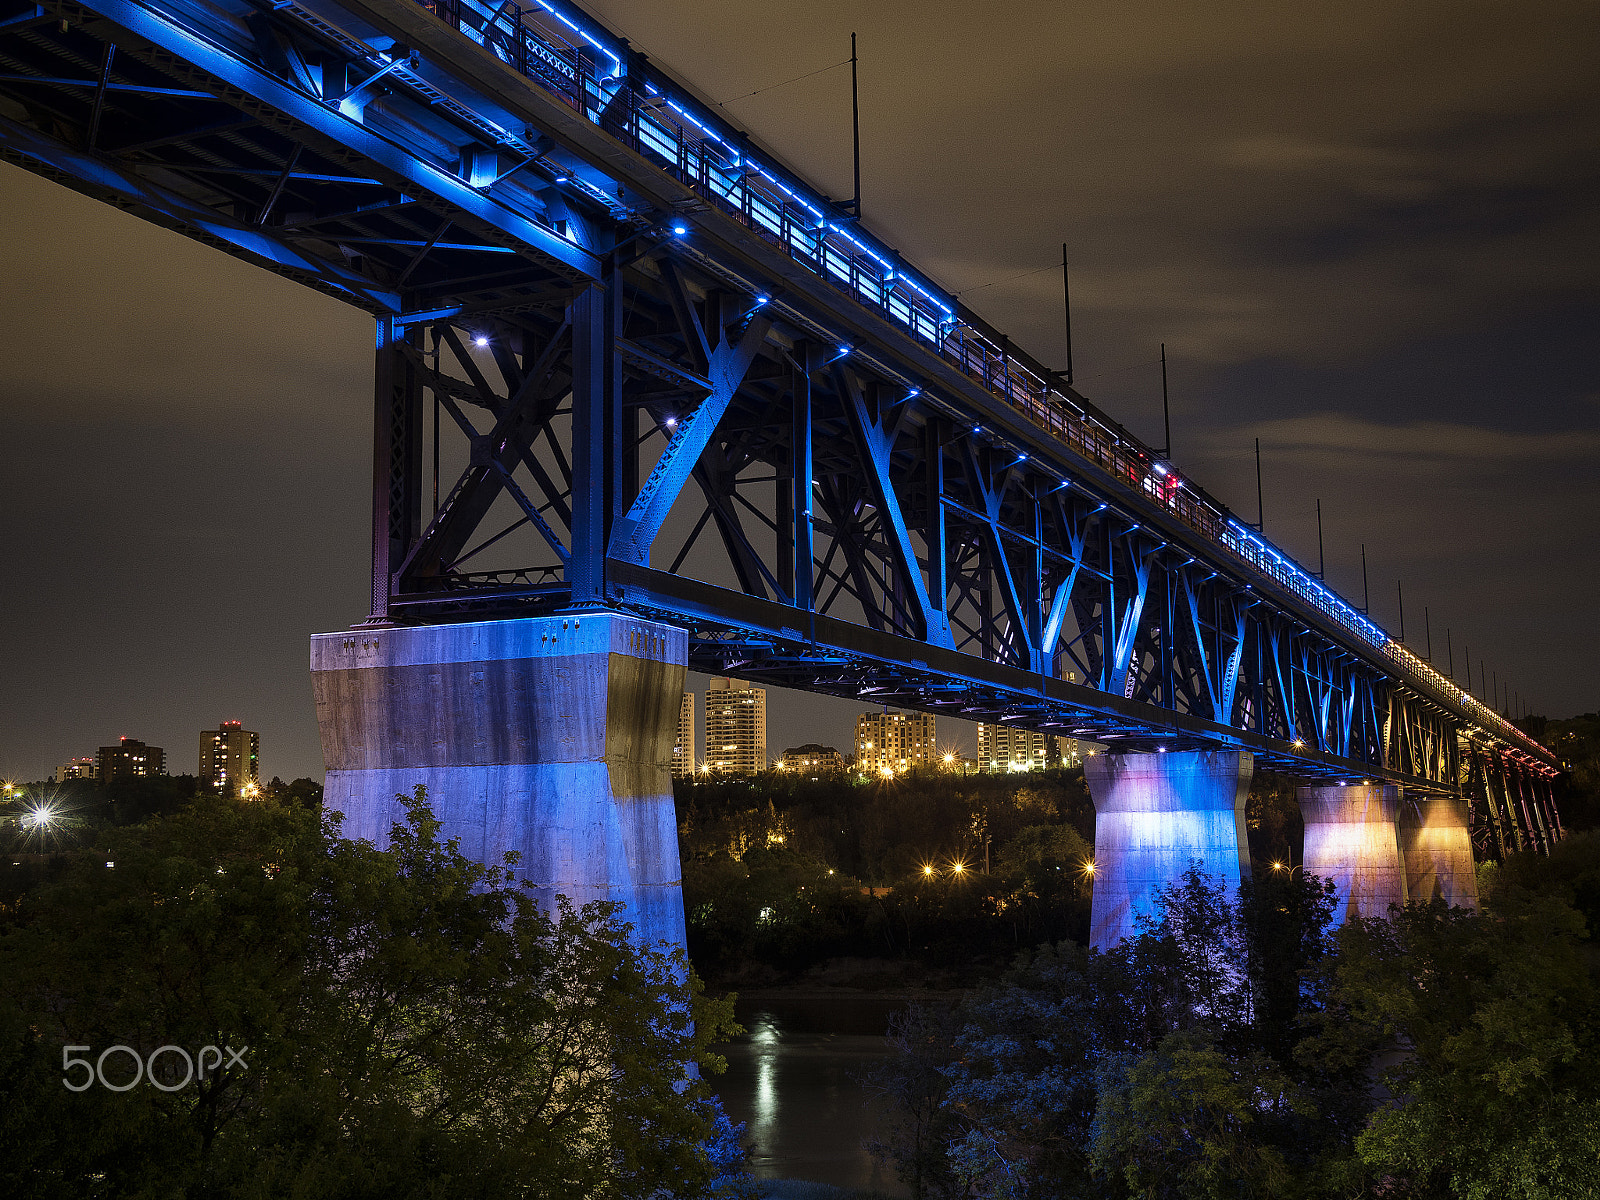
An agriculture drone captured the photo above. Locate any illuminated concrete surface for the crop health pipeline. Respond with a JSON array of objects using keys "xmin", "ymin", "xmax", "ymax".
[
  {"xmin": 311, "ymin": 612, "xmax": 688, "ymax": 950},
  {"xmin": 1401, "ymin": 795, "xmax": 1479, "ymax": 909},
  {"xmin": 1086, "ymin": 750, "xmax": 1253, "ymax": 949},
  {"xmin": 1298, "ymin": 784, "xmax": 1408, "ymax": 923}
]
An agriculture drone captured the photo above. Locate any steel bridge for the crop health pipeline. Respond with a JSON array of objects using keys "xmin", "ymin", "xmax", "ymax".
[{"xmin": 0, "ymin": 0, "xmax": 1563, "ymax": 858}]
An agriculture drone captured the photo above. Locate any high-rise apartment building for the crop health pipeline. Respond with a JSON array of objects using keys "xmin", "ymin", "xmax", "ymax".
[
  {"xmin": 199, "ymin": 721, "xmax": 260, "ymax": 795},
  {"xmin": 671, "ymin": 691, "xmax": 696, "ymax": 778},
  {"xmin": 854, "ymin": 710, "xmax": 937, "ymax": 776},
  {"xmin": 95, "ymin": 737, "xmax": 164, "ymax": 786},
  {"xmin": 704, "ymin": 678, "xmax": 766, "ymax": 775},
  {"xmin": 56, "ymin": 757, "xmax": 96, "ymax": 783},
  {"xmin": 976, "ymin": 724, "xmax": 1089, "ymax": 772}
]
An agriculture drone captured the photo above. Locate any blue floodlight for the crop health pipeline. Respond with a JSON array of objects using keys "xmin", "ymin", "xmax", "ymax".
[
  {"xmin": 672, "ymin": 224, "xmax": 687, "ymax": 235},
  {"xmin": 474, "ymin": 335, "xmax": 489, "ymax": 347},
  {"xmin": 755, "ymin": 294, "xmax": 770, "ymax": 306}
]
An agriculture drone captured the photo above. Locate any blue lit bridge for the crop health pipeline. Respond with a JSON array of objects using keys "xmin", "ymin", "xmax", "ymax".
[{"xmin": 0, "ymin": 0, "xmax": 1563, "ymax": 945}]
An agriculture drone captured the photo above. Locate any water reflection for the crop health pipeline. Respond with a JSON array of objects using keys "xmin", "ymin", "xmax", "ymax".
[{"xmin": 712, "ymin": 996, "xmax": 908, "ymax": 1196}]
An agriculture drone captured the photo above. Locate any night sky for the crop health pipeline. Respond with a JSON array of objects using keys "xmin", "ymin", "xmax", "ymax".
[{"xmin": 2, "ymin": 0, "xmax": 1596, "ymax": 784}]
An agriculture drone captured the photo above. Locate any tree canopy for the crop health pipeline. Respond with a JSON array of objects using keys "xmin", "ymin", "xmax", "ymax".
[{"xmin": 0, "ymin": 788, "xmax": 744, "ymax": 1200}]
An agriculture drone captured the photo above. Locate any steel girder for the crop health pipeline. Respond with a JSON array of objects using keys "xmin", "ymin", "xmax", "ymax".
[
  {"xmin": 1463, "ymin": 737, "xmax": 1561, "ymax": 859},
  {"xmin": 0, "ymin": 0, "xmax": 1565, "ymax": 815}
]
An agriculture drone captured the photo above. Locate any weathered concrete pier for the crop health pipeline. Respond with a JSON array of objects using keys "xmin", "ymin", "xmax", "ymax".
[
  {"xmin": 312, "ymin": 612, "xmax": 689, "ymax": 947},
  {"xmin": 1298, "ymin": 783, "xmax": 1409, "ymax": 921},
  {"xmin": 1086, "ymin": 750, "xmax": 1254, "ymax": 949}
]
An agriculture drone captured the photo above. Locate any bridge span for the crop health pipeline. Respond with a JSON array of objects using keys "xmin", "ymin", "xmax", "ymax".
[{"xmin": 0, "ymin": 0, "xmax": 1563, "ymax": 946}]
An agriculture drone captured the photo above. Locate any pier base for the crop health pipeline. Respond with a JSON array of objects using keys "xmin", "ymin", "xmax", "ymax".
[
  {"xmin": 1297, "ymin": 783, "xmax": 1408, "ymax": 923},
  {"xmin": 1400, "ymin": 795, "xmax": 1479, "ymax": 909},
  {"xmin": 1086, "ymin": 750, "xmax": 1254, "ymax": 950},
  {"xmin": 310, "ymin": 612, "xmax": 689, "ymax": 950}
]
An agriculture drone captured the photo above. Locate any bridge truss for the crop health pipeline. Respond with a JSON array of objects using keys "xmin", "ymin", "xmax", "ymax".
[{"xmin": 0, "ymin": 0, "xmax": 1563, "ymax": 848}]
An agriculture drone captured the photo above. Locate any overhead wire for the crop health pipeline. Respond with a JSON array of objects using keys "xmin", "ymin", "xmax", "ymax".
[{"xmin": 716, "ymin": 58, "xmax": 850, "ymax": 108}]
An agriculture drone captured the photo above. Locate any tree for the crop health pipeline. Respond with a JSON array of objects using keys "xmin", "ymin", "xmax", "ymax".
[
  {"xmin": 869, "ymin": 865, "xmax": 1342, "ymax": 1200},
  {"xmin": 1090, "ymin": 1029, "xmax": 1302, "ymax": 1200},
  {"xmin": 0, "ymin": 788, "xmax": 744, "ymax": 1199},
  {"xmin": 1302, "ymin": 890, "xmax": 1600, "ymax": 1199},
  {"xmin": 865, "ymin": 1002, "xmax": 970, "ymax": 1200}
]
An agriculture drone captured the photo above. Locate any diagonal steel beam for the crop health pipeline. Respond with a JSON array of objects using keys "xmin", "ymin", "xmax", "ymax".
[{"xmin": 608, "ymin": 310, "xmax": 770, "ymax": 565}]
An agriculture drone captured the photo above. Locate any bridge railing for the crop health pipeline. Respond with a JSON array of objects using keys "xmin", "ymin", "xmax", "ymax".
[{"xmin": 407, "ymin": 0, "xmax": 1555, "ymax": 768}]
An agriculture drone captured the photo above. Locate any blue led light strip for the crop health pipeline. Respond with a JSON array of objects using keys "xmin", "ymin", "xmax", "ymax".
[{"xmin": 412, "ymin": 0, "xmax": 1550, "ymax": 763}]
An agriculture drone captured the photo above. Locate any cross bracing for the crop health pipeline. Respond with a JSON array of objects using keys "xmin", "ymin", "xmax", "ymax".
[{"xmin": 0, "ymin": 0, "xmax": 1562, "ymax": 847}]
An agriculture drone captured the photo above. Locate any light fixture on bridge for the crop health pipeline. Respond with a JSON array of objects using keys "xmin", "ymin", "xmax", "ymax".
[
  {"xmin": 664, "ymin": 416, "xmax": 678, "ymax": 429},
  {"xmin": 474, "ymin": 334, "xmax": 489, "ymax": 347},
  {"xmin": 672, "ymin": 223, "xmax": 687, "ymax": 235},
  {"xmin": 755, "ymin": 294, "xmax": 770, "ymax": 306}
]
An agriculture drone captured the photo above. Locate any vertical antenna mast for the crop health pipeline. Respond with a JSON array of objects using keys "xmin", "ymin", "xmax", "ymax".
[
  {"xmin": 1160, "ymin": 343, "xmax": 1171, "ymax": 458},
  {"xmin": 1360, "ymin": 544, "xmax": 1369, "ymax": 615},
  {"xmin": 1253, "ymin": 439, "xmax": 1264, "ymax": 531},
  {"xmin": 1397, "ymin": 579, "xmax": 1405, "ymax": 642},
  {"xmin": 1424, "ymin": 606, "xmax": 1432, "ymax": 661},
  {"xmin": 848, "ymin": 32, "xmax": 861, "ymax": 218},
  {"xmin": 1061, "ymin": 245, "xmax": 1074, "ymax": 387},
  {"xmin": 1315, "ymin": 499, "xmax": 1324, "ymax": 579}
]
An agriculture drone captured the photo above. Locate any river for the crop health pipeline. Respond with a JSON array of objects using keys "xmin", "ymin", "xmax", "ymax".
[{"xmin": 711, "ymin": 994, "xmax": 927, "ymax": 1197}]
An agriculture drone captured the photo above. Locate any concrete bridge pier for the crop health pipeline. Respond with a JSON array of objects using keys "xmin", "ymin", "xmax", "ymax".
[
  {"xmin": 1087, "ymin": 750, "xmax": 1254, "ymax": 950},
  {"xmin": 1400, "ymin": 795, "xmax": 1479, "ymax": 909},
  {"xmin": 1297, "ymin": 783, "xmax": 1408, "ymax": 923},
  {"xmin": 310, "ymin": 612, "xmax": 689, "ymax": 950}
]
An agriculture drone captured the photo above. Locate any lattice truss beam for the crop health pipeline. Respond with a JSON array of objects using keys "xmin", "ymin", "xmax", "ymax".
[{"xmin": 358, "ymin": 239, "xmax": 1491, "ymax": 793}]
